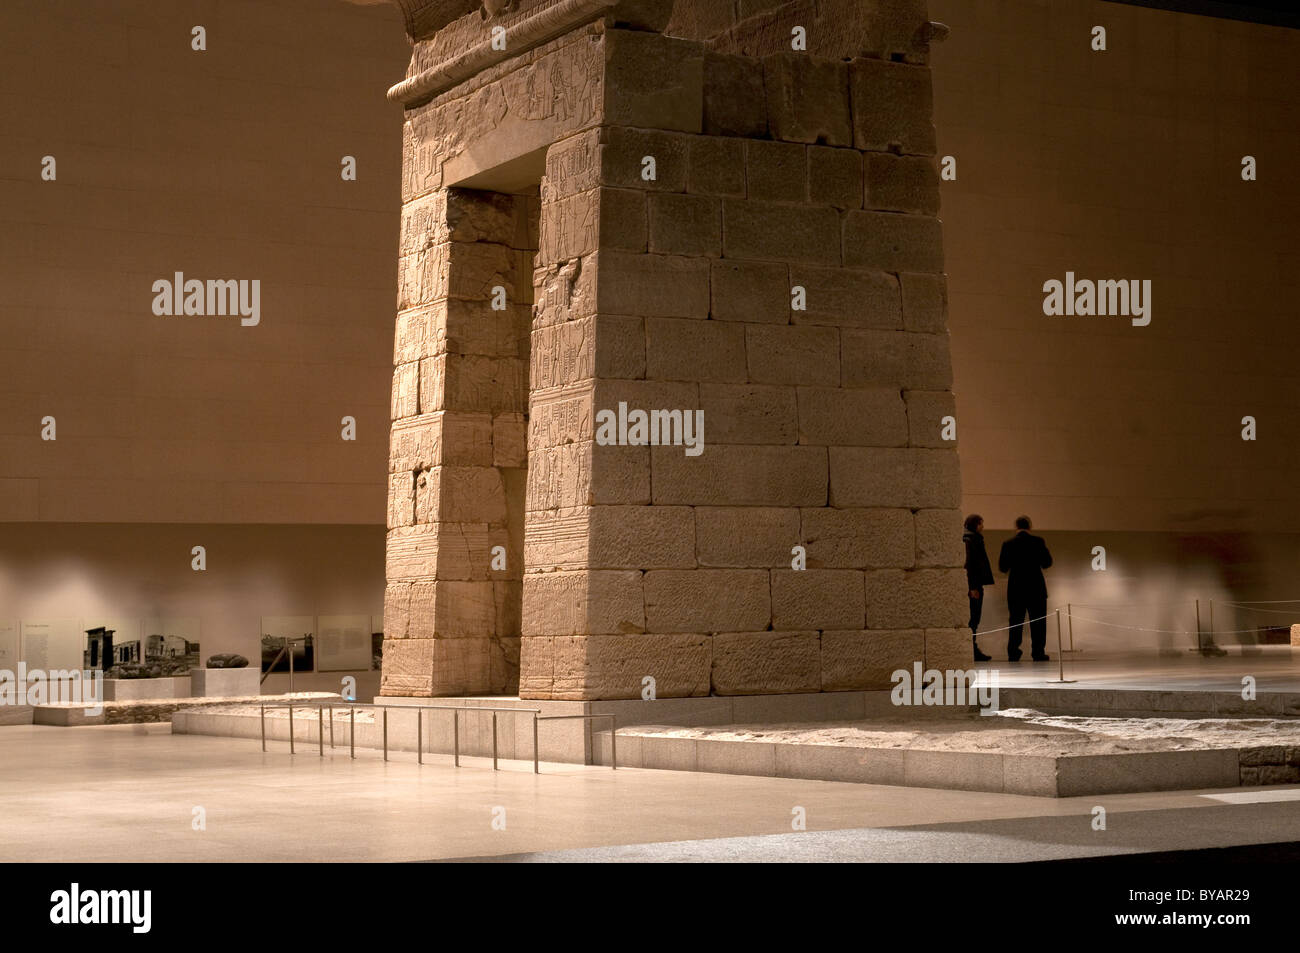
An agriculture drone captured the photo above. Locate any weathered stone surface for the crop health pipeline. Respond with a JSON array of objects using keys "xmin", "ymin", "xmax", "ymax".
[
  {"xmin": 600, "ymin": 126, "xmax": 689, "ymax": 192},
  {"xmin": 403, "ymin": 579, "xmax": 497, "ymax": 638},
  {"xmin": 745, "ymin": 324, "xmax": 840, "ymax": 386},
  {"xmin": 745, "ymin": 139, "xmax": 808, "ymax": 203},
  {"xmin": 712, "ymin": 631, "xmax": 820, "ymax": 695},
  {"xmin": 843, "ymin": 210, "xmax": 944, "ymax": 273},
  {"xmin": 829, "ymin": 447, "xmax": 961, "ymax": 508},
  {"xmin": 822, "ymin": 629, "xmax": 925, "ymax": 691},
  {"xmin": 493, "ymin": 413, "xmax": 528, "ymax": 467},
  {"xmin": 392, "ymin": 362, "xmax": 420, "ymax": 421},
  {"xmin": 796, "ymin": 386, "xmax": 907, "ymax": 446},
  {"xmin": 801, "ymin": 507, "xmax": 914, "ymax": 568},
  {"xmin": 526, "ymin": 441, "xmax": 652, "ymax": 508},
  {"xmin": 698, "ymin": 382, "xmax": 798, "ymax": 444},
  {"xmin": 380, "ymin": 636, "xmax": 492, "ymax": 696},
  {"xmin": 530, "ymin": 314, "xmax": 645, "ymax": 391},
  {"xmin": 904, "ymin": 390, "xmax": 957, "ymax": 448},
  {"xmin": 522, "ymin": 569, "xmax": 646, "ymax": 636},
  {"xmin": 900, "ymin": 272, "xmax": 947, "ymax": 333},
  {"xmin": 652, "ymin": 445, "xmax": 827, "ymax": 506},
  {"xmin": 924, "ymin": 627, "xmax": 973, "ymax": 671},
  {"xmin": 771, "ymin": 569, "xmax": 865, "ymax": 630},
  {"xmin": 712, "ymin": 0, "xmax": 931, "ymax": 64},
  {"xmin": 645, "ymin": 316, "xmax": 746, "ymax": 382},
  {"xmin": 647, "ymin": 192, "xmax": 723, "ymax": 256},
  {"xmin": 587, "ymin": 505, "xmax": 697, "ymax": 569},
  {"xmin": 865, "ymin": 569, "xmax": 968, "ymax": 629},
  {"xmin": 702, "ymin": 52, "xmax": 767, "ymax": 137},
  {"xmin": 696, "ymin": 506, "xmax": 801, "ymax": 567},
  {"xmin": 866, "ymin": 153, "xmax": 941, "ymax": 215},
  {"xmin": 724, "ymin": 199, "xmax": 840, "ymax": 264},
  {"xmin": 415, "ymin": 465, "xmax": 508, "ymax": 524},
  {"xmin": 544, "ymin": 128, "xmax": 602, "ymax": 202},
  {"xmin": 594, "ymin": 251, "xmax": 711, "ymax": 317},
  {"xmin": 808, "ymin": 145, "xmax": 863, "ymax": 209},
  {"xmin": 540, "ymin": 187, "xmax": 647, "ymax": 261},
  {"xmin": 409, "ymin": 26, "xmax": 605, "ymax": 184},
  {"xmin": 603, "ymin": 29, "xmax": 705, "ymax": 133},
  {"xmin": 914, "ymin": 509, "xmax": 964, "ymax": 569},
  {"xmin": 710, "ymin": 259, "xmax": 791, "ymax": 323},
  {"xmin": 841, "ymin": 329, "xmax": 953, "ymax": 390},
  {"xmin": 644, "ymin": 569, "xmax": 771, "ymax": 632},
  {"xmin": 849, "ymin": 57, "xmax": 936, "ymax": 155},
  {"xmin": 790, "ymin": 265, "xmax": 901, "ymax": 329},
  {"xmin": 1239, "ymin": 747, "xmax": 1286, "ymax": 766},
  {"xmin": 420, "ymin": 352, "xmax": 528, "ymax": 415},
  {"xmin": 762, "ymin": 53, "xmax": 852, "ymax": 146},
  {"xmin": 523, "ymin": 633, "xmax": 712, "ymax": 700},
  {"xmin": 687, "ymin": 135, "xmax": 746, "ymax": 196}
]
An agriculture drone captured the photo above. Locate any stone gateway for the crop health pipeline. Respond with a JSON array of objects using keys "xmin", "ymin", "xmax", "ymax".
[{"xmin": 380, "ymin": 0, "xmax": 967, "ymax": 701}]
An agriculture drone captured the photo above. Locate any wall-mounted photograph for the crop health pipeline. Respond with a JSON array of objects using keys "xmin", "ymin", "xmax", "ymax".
[{"xmin": 260, "ymin": 616, "xmax": 314, "ymax": 674}]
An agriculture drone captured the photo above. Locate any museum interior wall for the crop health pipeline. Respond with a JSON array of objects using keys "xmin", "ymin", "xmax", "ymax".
[
  {"xmin": 929, "ymin": 0, "xmax": 1300, "ymax": 535},
  {"xmin": 0, "ymin": 0, "xmax": 1296, "ymax": 686}
]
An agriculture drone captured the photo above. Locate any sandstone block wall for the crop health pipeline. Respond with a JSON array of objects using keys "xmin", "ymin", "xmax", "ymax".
[
  {"xmin": 382, "ymin": 187, "xmax": 536, "ymax": 696},
  {"xmin": 382, "ymin": 0, "xmax": 968, "ymax": 700}
]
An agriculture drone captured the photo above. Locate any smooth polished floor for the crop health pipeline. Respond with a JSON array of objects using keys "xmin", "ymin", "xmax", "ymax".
[
  {"xmin": 988, "ymin": 650, "xmax": 1300, "ymax": 692},
  {"xmin": 2, "ymin": 723, "xmax": 1299, "ymax": 862}
]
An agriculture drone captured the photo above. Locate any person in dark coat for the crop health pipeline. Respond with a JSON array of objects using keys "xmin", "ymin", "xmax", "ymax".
[
  {"xmin": 998, "ymin": 515, "xmax": 1053, "ymax": 661},
  {"xmin": 962, "ymin": 514, "xmax": 994, "ymax": 661}
]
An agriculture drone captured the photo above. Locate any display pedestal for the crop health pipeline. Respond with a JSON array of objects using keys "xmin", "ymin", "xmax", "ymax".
[{"xmin": 190, "ymin": 668, "xmax": 260, "ymax": 698}]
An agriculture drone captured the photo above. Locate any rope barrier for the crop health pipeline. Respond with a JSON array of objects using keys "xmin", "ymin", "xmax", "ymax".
[
  {"xmin": 1220, "ymin": 602, "xmax": 1300, "ymax": 615},
  {"xmin": 1064, "ymin": 613, "xmax": 1286, "ymax": 637},
  {"xmin": 973, "ymin": 609, "xmax": 1061, "ymax": 636},
  {"xmin": 1066, "ymin": 601, "xmax": 1195, "ymax": 609}
]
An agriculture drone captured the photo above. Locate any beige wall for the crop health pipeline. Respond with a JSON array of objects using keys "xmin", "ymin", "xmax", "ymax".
[
  {"xmin": 930, "ymin": 0, "xmax": 1300, "ymax": 534},
  {"xmin": 0, "ymin": 0, "xmax": 409, "ymax": 524},
  {"xmin": 4, "ymin": 0, "xmax": 1295, "ymax": 534}
]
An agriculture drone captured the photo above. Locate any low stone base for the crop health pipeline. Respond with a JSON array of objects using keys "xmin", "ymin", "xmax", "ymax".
[
  {"xmin": 34, "ymin": 706, "xmax": 106, "ymax": 727},
  {"xmin": 190, "ymin": 668, "xmax": 261, "ymax": 698},
  {"xmin": 102, "ymin": 676, "xmax": 192, "ymax": 702},
  {"xmin": 598, "ymin": 729, "xmax": 1246, "ymax": 797},
  {"xmin": 0, "ymin": 705, "xmax": 34, "ymax": 726}
]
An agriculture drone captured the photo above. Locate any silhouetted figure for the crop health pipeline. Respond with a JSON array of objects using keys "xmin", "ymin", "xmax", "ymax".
[
  {"xmin": 963, "ymin": 514, "xmax": 994, "ymax": 662},
  {"xmin": 998, "ymin": 515, "xmax": 1053, "ymax": 661}
]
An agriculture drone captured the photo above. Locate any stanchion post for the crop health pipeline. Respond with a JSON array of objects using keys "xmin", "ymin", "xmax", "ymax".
[
  {"xmin": 533, "ymin": 713, "xmax": 539, "ymax": 774},
  {"xmin": 1067, "ymin": 602, "xmax": 1075, "ymax": 652},
  {"xmin": 289, "ymin": 704, "xmax": 295, "ymax": 754},
  {"xmin": 383, "ymin": 707, "xmax": 388, "ymax": 762},
  {"xmin": 318, "ymin": 706, "xmax": 324, "ymax": 757},
  {"xmin": 417, "ymin": 709, "xmax": 423, "ymax": 765},
  {"xmin": 492, "ymin": 711, "xmax": 498, "ymax": 770},
  {"xmin": 350, "ymin": 706, "xmax": 355, "ymax": 759},
  {"xmin": 328, "ymin": 705, "xmax": 334, "ymax": 749},
  {"xmin": 453, "ymin": 709, "xmax": 459, "ymax": 766},
  {"xmin": 260, "ymin": 704, "xmax": 265, "ymax": 752},
  {"xmin": 1195, "ymin": 598, "xmax": 1202, "ymax": 651},
  {"xmin": 1051, "ymin": 609, "xmax": 1077, "ymax": 683}
]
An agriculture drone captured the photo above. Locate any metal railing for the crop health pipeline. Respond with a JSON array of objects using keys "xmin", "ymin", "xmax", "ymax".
[{"xmin": 258, "ymin": 701, "xmax": 617, "ymax": 772}]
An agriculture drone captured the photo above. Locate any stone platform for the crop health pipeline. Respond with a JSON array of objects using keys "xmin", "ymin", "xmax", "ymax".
[{"xmin": 171, "ymin": 681, "xmax": 1300, "ymax": 797}]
